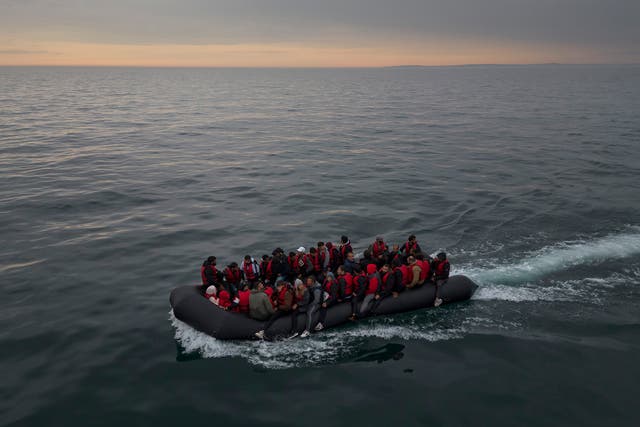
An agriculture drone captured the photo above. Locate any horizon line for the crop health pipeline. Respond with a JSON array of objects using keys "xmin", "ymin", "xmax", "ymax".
[{"xmin": 1, "ymin": 62, "xmax": 639, "ymax": 69}]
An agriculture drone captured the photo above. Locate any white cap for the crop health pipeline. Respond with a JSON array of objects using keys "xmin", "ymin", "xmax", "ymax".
[
  {"xmin": 294, "ymin": 279, "xmax": 304, "ymax": 287},
  {"xmin": 206, "ymin": 285, "xmax": 217, "ymax": 296},
  {"xmin": 297, "ymin": 246, "xmax": 306, "ymax": 252}
]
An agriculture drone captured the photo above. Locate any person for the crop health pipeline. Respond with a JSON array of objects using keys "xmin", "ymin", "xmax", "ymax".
[
  {"xmin": 317, "ymin": 241, "xmax": 330, "ymax": 271},
  {"xmin": 249, "ymin": 281, "xmax": 276, "ymax": 321},
  {"xmin": 405, "ymin": 256, "xmax": 424, "ymax": 289},
  {"xmin": 259, "ymin": 254, "xmax": 272, "ymax": 283},
  {"xmin": 271, "ymin": 248, "xmax": 290, "ymax": 283},
  {"xmin": 255, "ymin": 280, "xmax": 294, "ymax": 339},
  {"xmin": 235, "ymin": 283, "xmax": 251, "ymax": 313},
  {"xmin": 390, "ymin": 258, "xmax": 406, "ymax": 297},
  {"xmin": 343, "ymin": 251, "xmax": 358, "ymax": 274},
  {"xmin": 295, "ymin": 276, "xmax": 322, "ymax": 338},
  {"xmin": 204, "ymin": 285, "xmax": 218, "ymax": 304},
  {"xmin": 287, "ymin": 251, "xmax": 297, "ymax": 279},
  {"xmin": 289, "ymin": 279, "xmax": 309, "ymax": 338},
  {"xmin": 200, "ymin": 256, "xmax": 218, "ymax": 292},
  {"xmin": 349, "ymin": 265, "xmax": 368, "ymax": 320},
  {"xmin": 315, "ymin": 273, "xmax": 339, "ymax": 331},
  {"xmin": 370, "ymin": 236, "xmax": 388, "ymax": 260},
  {"xmin": 359, "ymin": 263, "xmax": 381, "ymax": 317},
  {"xmin": 293, "ymin": 247, "xmax": 313, "ymax": 278},
  {"xmin": 339, "ymin": 235, "xmax": 353, "ymax": 262},
  {"xmin": 240, "ymin": 255, "xmax": 260, "ymax": 288},
  {"xmin": 308, "ymin": 247, "xmax": 325, "ymax": 280},
  {"xmin": 336, "ymin": 265, "xmax": 353, "ymax": 301},
  {"xmin": 401, "ymin": 235, "xmax": 421, "ymax": 257},
  {"xmin": 387, "ymin": 244, "xmax": 401, "ymax": 264},
  {"xmin": 369, "ymin": 264, "xmax": 395, "ymax": 313},
  {"xmin": 217, "ymin": 283, "xmax": 239, "ymax": 311},
  {"xmin": 432, "ymin": 252, "xmax": 450, "ymax": 307},
  {"xmin": 415, "ymin": 253, "xmax": 432, "ymax": 284},
  {"xmin": 223, "ymin": 262, "xmax": 242, "ymax": 293},
  {"xmin": 326, "ymin": 242, "xmax": 342, "ymax": 272}
]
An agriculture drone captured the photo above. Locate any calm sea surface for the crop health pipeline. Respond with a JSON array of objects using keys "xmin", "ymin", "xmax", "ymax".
[{"xmin": 1, "ymin": 65, "xmax": 640, "ymax": 426}]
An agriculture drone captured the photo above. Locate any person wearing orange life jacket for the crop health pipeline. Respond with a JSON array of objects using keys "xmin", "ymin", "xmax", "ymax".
[
  {"xmin": 217, "ymin": 282, "xmax": 239, "ymax": 311},
  {"xmin": 358, "ymin": 263, "xmax": 382, "ymax": 317},
  {"xmin": 240, "ymin": 255, "xmax": 261, "ymax": 288},
  {"xmin": 234, "ymin": 283, "xmax": 251, "ymax": 313},
  {"xmin": 255, "ymin": 280, "xmax": 295, "ymax": 340},
  {"xmin": 315, "ymin": 272, "xmax": 339, "ymax": 331},
  {"xmin": 400, "ymin": 235, "xmax": 422, "ymax": 258},
  {"xmin": 200, "ymin": 256, "xmax": 219, "ymax": 292},
  {"xmin": 349, "ymin": 265, "xmax": 368, "ymax": 320},
  {"xmin": 399, "ymin": 260, "xmax": 412, "ymax": 289},
  {"xmin": 432, "ymin": 252, "xmax": 451, "ymax": 307},
  {"xmin": 223, "ymin": 262, "xmax": 242, "ymax": 295},
  {"xmin": 415, "ymin": 253, "xmax": 432, "ymax": 284},
  {"xmin": 370, "ymin": 236, "xmax": 388, "ymax": 264},
  {"xmin": 336, "ymin": 265, "xmax": 354, "ymax": 301},
  {"xmin": 308, "ymin": 246, "xmax": 325, "ymax": 280},
  {"xmin": 293, "ymin": 247, "xmax": 313, "ymax": 278},
  {"xmin": 369, "ymin": 264, "xmax": 396, "ymax": 313},
  {"xmin": 405, "ymin": 256, "xmax": 424, "ymax": 289}
]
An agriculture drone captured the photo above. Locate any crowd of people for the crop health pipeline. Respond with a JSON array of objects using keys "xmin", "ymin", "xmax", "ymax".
[{"xmin": 199, "ymin": 234, "xmax": 450, "ymax": 339}]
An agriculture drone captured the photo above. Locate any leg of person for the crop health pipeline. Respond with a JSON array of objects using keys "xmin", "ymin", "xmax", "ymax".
[
  {"xmin": 259, "ymin": 310, "xmax": 285, "ymax": 339},
  {"xmin": 434, "ymin": 279, "xmax": 446, "ymax": 307},
  {"xmin": 302, "ymin": 305, "xmax": 319, "ymax": 337},
  {"xmin": 359, "ymin": 294, "xmax": 375, "ymax": 317},
  {"xmin": 289, "ymin": 309, "xmax": 300, "ymax": 338},
  {"xmin": 316, "ymin": 305, "xmax": 328, "ymax": 331},
  {"xmin": 350, "ymin": 296, "xmax": 360, "ymax": 319}
]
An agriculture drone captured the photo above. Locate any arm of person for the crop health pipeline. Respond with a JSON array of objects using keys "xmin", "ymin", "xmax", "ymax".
[{"xmin": 409, "ymin": 266, "xmax": 421, "ymax": 287}]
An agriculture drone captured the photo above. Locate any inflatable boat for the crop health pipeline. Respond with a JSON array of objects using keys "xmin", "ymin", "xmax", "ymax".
[{"xmin": 170, "ymin": 275, "xmax": 478, "ymax": 340}]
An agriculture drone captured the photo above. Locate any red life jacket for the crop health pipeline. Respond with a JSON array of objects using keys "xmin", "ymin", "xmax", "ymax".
[
  {"xmin": 400, "ymin": 265, "xmax": 412, "ymax": 286},
  {"xmin": 218, "ymin": 289, "xmax": 232, "ymax": 308},
  {"xmin": 264, "ymin": 286, "xmax": 275, "ymax": 307},
  {"xmin": 372, "ymin": 241, "xmax": 386, "ymax": 258},
  {"xmin": 366, "ymin": 264, "xmax": 380, "ymax": 295},
  {"xmin": 381, "ymin": 271, "xmax": 391, "ymax": 290},
  {"xmin": 224, "ymin": 268, "xmax": 241, "ymax": 284},
  {"xmin": 237, "ymin": 289, "xmax": 250, "ymax": 313},
  {"xmin": 418, "ymin": 260, "xmax": 430, "ymax": 282},
  {"xmin": 434, "ymin": 259, "xmax": 450, "ymax": 279},
  {"xmin": 404, "ymin": 241, "xmax": 418, "ymax": 254},
  {"xmin": 340, "ymin": 243, "xmax": 352, "ymax": 260},
  {"xmin": 341, "ymin": 272, "xmax": 354, "ymax": 295},
  {"xmin": 329, "ymin": 246, "xmax": 341, "ymax": 268},
  {"xmin": 310, "ymin": 252, "xmax": 323, "ymax": 272},
  {"xmin": 324, "ymin": 278, "xmax": 335, "ymax": 294},
  {"xmin": 265, "ymin": 260, "xmax": 273, "ymax": 280},
  {"xmin": 277, "ymin": 286, "xmax": 292, "ymax": 310},
  {"xmin": 353, "ymin": 273, "xmax": 368, "ymax": 294},
  {"xmin": 200, "ymin": 265, "xmax": 218, "ymax": 285},
  {"xmin": 242, "ymin": 260, "xmax": 257, "ymax": 281}
]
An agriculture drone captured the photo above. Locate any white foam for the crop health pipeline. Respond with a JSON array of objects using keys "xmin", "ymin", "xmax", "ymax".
[
  {"xmin": 457, "ymin": 228, "xmax": 640, "ymax": 285},
  {"xmin": 170, "ymin": 310, "xmax": 463, "ymax": 369}
]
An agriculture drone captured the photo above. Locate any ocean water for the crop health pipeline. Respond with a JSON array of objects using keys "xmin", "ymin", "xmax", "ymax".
[{"xmin": 1, "ymin": 65, "xmax": 640, "ymax": 426}]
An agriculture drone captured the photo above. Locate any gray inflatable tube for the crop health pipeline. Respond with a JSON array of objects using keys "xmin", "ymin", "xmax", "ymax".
[{"xmin": 170, "ymin": 275, "xmax": 478, "ymax": 340}]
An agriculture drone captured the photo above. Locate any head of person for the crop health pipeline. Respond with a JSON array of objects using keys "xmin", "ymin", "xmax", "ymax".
[
  {"xmin": 391, "ymin": 257, "xmax": 402, "ymax": 268},
  {"xmin": 353, "ymin": 264, "xmax": 362, "ymax": 275},
  {"xmin": 305, "ymin": 276, "xmax": 315, "ymax": 286},
  {"xmin": 437, "ymin": 252, "xmax": 447, "ymax": 261},
  {"xmin": 256, "ymin": 281, "xmax": 265, "ymax": 290},
  {"xmin": 262, "ymin": 254, "xmax": 270, "ymax": 262},
  {"xmin": 408, "ymin": 234, "xmax": 416, "ymax": 243},
  {"xmin": 205, "ymin": 256, "xmax": 216, "ymax": 265},
  {"xmin": 347, "ymin": 252, "xmax": 355, "ymax": 262},
  {"xmin": 317, "ymin": 241, "xmax": 325, "ymax": 250},
  {"xmin": 241, "ymin": 283, "xmax": 249, "ymax": 291},
  {"xmin": 336, "ymin": 265, "xmax": 345, "ymax": 276},
  {"xmin": 341, "ymin": 235, "xmax": 349, "ymax": 244},
  {"xmin": 276, "ymin": 280, "xmax": 286, "ymax": 290},
  {"xmin": 289, "ymin": 251, "xmax": 296, "ymax": 258},
  {"xmin": 363, "ymin": 249, "xmax": 371, "ymax": 259},
  {"xmin": 381, "ymin": 264, "xmax": 390, "ymax": 273},
  {"xmin": 297, "ymin": 246, "xmax": 306, "ymax": 254},
  {"xmin": 326, "ymin": 241, "xmax": 333, "ymax": 249},
  {"xmin": 205, "ymin": 285, "xmax": 217, "ymax": 296},
  {"xmin": 230, "ymin": 262, "xmax": 239, "ymax": 270},
  {"xmin": 416, "ymin": 253, "xmax": 424, "ymax": 261},
  {"xmin": 392, "ymin": 244, "xmax": 399, "ymax": 251},
  {"xmin": 309, "ymin": 247, "xmax": 317, "ymax": 254},
  {"xmin": 325, "ymin": 272, "xmax": 335, "ymax": 282},
  {"xmin": 244, "ymin": 255, "xmax": 251, "ymax": 262},
  {"xmin": 376, "ymin": 236, "xmax": 384, "ymax": 243},
  {"xmin": 407, "ymin": 256, "xmax": 416, "ymax": 265}
]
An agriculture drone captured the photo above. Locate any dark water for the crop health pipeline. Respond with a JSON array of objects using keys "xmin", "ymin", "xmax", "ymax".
[{"xmin": 2, "ymin": 65, "xmax": 640, "ymax": 426}]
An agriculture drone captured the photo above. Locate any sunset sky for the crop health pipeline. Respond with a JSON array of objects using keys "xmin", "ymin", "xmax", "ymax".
[{"xmin": 1, "ymin": 0, "xmax": 639, "ymax": 67}]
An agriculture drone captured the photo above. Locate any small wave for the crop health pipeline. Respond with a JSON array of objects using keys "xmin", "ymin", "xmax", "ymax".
[
  {"xmin": 458, "ymin": 228, "xmax": 640, "ymax": 285},
  {"xmin": 0, "ymin": 259, "xmax": 46, "ymax": 273}
]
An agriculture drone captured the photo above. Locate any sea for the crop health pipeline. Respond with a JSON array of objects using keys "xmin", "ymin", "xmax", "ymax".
[{"xmin": 1, "ymin": 65, "xmax": 639, "ymax": 426}]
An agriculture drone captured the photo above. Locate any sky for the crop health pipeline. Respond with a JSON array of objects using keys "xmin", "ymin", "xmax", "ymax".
[{"xmin": 1, "ymin": 0, "xmax": 639, "ymax": 67}]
